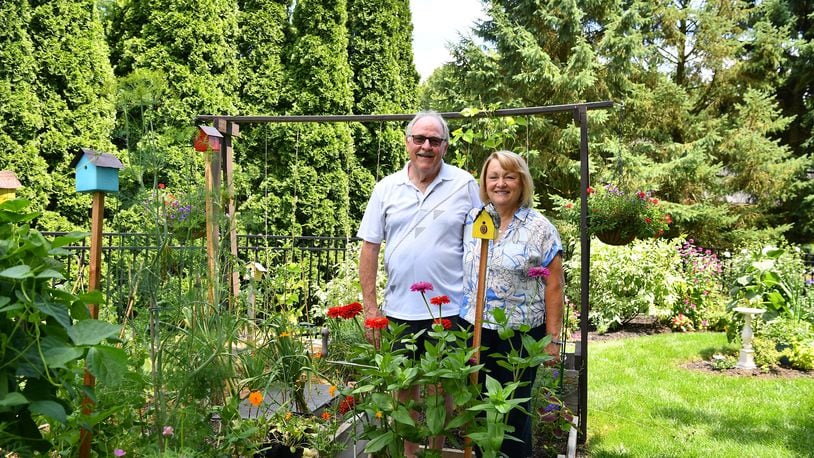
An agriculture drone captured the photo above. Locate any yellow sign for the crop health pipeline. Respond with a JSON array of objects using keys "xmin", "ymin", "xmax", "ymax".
[{"xmin": 472, "ymin": 208, "xmax": 497, "ymax": 240}]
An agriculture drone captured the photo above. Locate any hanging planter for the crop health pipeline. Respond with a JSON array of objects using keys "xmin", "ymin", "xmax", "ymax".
[
  {"xmin": 596, "ymin": 230, "xmax": 636, "ymax": 246},
  {"xmin": 556, "ymin": 183, "xmax": 672, "ymax": 245}
]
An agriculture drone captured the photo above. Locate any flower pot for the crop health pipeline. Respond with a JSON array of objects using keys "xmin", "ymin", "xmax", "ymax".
[{"xmin": 596, "ymin": 230, "xmax": 635, "ymax": 246}]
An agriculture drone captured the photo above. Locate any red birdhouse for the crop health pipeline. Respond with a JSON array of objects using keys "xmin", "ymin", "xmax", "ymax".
[{"xmin": 194, "ymin": 125, "xmax": 223, "ymax": 152}]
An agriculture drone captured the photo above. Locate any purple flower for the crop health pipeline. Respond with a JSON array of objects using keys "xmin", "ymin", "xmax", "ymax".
[
  {"xmin": 543, "ymin": 403, "xmax": 561, "ymax": 413},
  {"xmin": 528, "ymin": 266, "xmax": 550, "ymax": 278},
  {"xmin": 410, "ymin": 282, "xmax": 433, "ymax": 293},
  {"xmin": 114, "ymin": 449, "xmax": 126, "ymax": 457},
  {"xmin": 552, "ymin": 368, "xmax": 559, "ymax": 379}
]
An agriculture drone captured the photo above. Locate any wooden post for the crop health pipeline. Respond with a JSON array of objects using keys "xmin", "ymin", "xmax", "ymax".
[
  {"xmin": 216, "ymin": 119, "xmax": 241, "ymax": 307},
  {"xmin": 204, "ymin": 135, "xmax": 221, "ymax": 306},
  {"xmin": 79, "ymin": 191, "xmax": 104, "ymax": 458},
  {"xmin": 464, "ymin": 208, "xmax": 497, "ymax": 458}
]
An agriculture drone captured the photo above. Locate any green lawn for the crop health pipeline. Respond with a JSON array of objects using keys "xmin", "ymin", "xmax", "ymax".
[{"xmin": 586, "ymin": 332, "xmax": 814, "ymax": 457}]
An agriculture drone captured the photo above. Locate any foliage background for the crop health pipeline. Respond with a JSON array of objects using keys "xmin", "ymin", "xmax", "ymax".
[{"xmin": 0, "ymin": 0, "xmax": 811, "ymax": 248}]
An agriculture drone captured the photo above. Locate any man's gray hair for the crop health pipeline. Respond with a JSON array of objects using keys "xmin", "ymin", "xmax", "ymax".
[{"xmin": 405, "ymin": 110, "xmax": 449, "ymax": 140}]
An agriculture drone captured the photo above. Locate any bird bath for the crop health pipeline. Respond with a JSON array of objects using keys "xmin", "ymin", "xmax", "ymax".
[{"xmin": 733, "ymin": 307, "xmax": 765, "ymax": 369}]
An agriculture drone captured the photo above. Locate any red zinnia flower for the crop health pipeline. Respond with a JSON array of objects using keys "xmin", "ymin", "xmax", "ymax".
[
  {"xmin": 327, "ymin": 306, "xmax": 343, "ymax": 318},
  {"xmin": 433, "ymin": 318, "xmax": 452, "ymax": 330},
  {"xmin": 364, "ymin": 317, "xmax": 389, "ymax": 330},
  {"xmin": 430, "ymin": 295, "xmax": 450, "ymax": 306},
  {"xmin": 410, "ymin": 281, "xmax": 433, "ymax": 293},
  {"xmin": 340, "ymin": 302, "xmax": 362, "ymax": 319},
  {"xmin": 338, "ymin": 395, "xmax": 355, "ymax": 414},
  {"xmin": 586, "ymin": 186, "xmax": 595, "ymax": 194},
  {"xmin": 157, "ymin": 183, "xmax": 166, "ymax": 189}
]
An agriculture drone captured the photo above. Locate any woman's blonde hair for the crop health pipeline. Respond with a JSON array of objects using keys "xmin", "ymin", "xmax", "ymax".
[{"xmin": 479, "ymin": 150, "xmax": 534, "ymax": 208}]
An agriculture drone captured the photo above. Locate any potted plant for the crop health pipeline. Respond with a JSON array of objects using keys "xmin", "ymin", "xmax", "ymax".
[{"xmin": 557, "ymin": 183, "xmax": 671, "ymax": 245}]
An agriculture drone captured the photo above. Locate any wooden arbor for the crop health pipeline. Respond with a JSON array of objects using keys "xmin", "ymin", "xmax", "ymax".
[{"xmin": 196, "ymin": 101, "xmax": 613, "ymax": 442}]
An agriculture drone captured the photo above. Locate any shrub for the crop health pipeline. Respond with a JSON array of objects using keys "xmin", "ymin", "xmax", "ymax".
[
  {"xmin": 565, "ymin": 238, "xmax": 682, "ymax": 333},
  {"xmin": 671, "ymin": 239, "xmax": 728, "ymax": 331}
]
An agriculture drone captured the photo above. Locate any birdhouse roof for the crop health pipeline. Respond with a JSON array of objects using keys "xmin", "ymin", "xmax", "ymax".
[
  {"xmin": 0, "ymin": 170, "xmax": 22, "ymax": 189},
  {"xmin": 198, "ymin": 125, "xmax": 223, "ymax": 138},
  {"xmin": 69, "ymin": 148, "xmax": 125, "ymax": 170}
]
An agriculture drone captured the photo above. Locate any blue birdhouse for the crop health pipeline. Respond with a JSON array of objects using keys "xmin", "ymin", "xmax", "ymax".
[{"xmin": 70, "ymin": 148, "xmax": 125, "ymax": 193}]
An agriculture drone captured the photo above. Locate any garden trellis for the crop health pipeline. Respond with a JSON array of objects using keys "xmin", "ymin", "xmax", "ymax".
[{"xmin": 196, "ymin": 101, "xmax": 613, "ymax": 442}]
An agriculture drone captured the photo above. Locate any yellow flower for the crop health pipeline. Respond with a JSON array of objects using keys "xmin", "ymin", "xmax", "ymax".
[
  {"xmin": 279, "ymin": 331, "xmax": 291, "ymax": 338},
  {"xmin": 284, "ymin": 411, "xmax": 293, "ymax": 421},
  {"xmin": 248, "ymin": 390, "xmax": 263, "ymax": 407},
  {"xmin": 329, "ymin": 385, "xmax": 337, "ymax": 397},
  {"xmin": 375, "ymin": 411, "xmax": 383, "ymax": 419}
]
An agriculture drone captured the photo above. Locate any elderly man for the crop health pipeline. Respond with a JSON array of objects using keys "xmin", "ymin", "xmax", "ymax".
[{"xmin": 357, "ymin": 110, "xmax": 480, "ymax": 457}]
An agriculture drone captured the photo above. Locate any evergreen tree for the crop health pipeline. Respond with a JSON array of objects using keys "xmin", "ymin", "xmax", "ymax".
[
  {"xmin": 108, "ymin": 0, "xmax": 241, "ymax": 232},
  {"xmin": 425, "ymin": 0, "xmax": 809, "ymax": 246},
  {"xmin": 0, "ymin": 0, "xmax": 51, "ymax": 219},
  {"xmin": 346, "ymin": 0, "xmax": 418, "ymax": 225},
  {"xmin": 0, "ymin": 0, "xmax": 117, "ymax": 230},
  {"xmin": 263, "ymin": 0, "xmax": 357, "ymax": 237}
]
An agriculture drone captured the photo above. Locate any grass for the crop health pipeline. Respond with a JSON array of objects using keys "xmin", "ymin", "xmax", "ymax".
[{"xmin": 585, "ymin": 332, "xmax": 814, "ymax": 457}]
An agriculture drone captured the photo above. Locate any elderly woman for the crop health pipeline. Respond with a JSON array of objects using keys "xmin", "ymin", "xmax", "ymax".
[{"xmin": 460, "ymin": 150, "xmax": 564, "ymax": 458}]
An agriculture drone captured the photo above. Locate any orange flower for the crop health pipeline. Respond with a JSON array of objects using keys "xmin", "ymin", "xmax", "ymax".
[
  {"xmin": 248, "ymin": 390, "xmax": 263, "ymax": 407},
  {"xmin": 284, "ymin": 411, "xmax": 293, "ymax": 420},
  {"xmin": 321, "ymin": 411, "xmax": 332, "ymax": 421},
  {"xmin": 313, "ymin": 351, "xmax": 322, "ymax": 359},
  {"xmin": 329, "ymin": 385, "xmax": 337, "ymax": 397},
  {"xmin": 375, "ymin": 411, "xmax": 383, "ymax": 419},
  {"xmin": 279, "ymin": 331, "xmax": 290, "ymax": 338}
]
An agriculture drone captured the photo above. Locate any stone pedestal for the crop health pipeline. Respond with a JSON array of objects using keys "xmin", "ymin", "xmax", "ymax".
[{"xmin": 733, "ymin": 307, "xmax": 765, "ymax": 369}]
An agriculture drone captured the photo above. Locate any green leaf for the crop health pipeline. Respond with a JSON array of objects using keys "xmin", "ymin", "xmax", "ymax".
[
  {"xmin": 0, "ymin": 265, "xmax": 34, "ymax": 279},
  {"xmin": 391, "ymin": 405, "xmax": 415, "ymax": 426},
  {"xmin": 35, "ymin": 269, "xmax": 65, "ymax": 280},
  {"xmin": 41, "ymin": 336, "xmax": 84, "ymax": 368},
  {"xmin": 33, "ymin": 301, "xmax": 72, "ymax": 330},
  {"xmin": 68, "ymin": 320, "xmax": 120, "ymax": 346},
  {"xmin": 0, "ymin": 392, "xmax": 28, "ymax": 408},
  {"xmin": 87, "ymin": 346, "xmax": 129, "ymax": 386},
  {"xmin": 49, "ymin": 232, "xmax": 88, "ymax": 250},
  {"xmin": 364, "ymin": 430, "xmax": 395, "ymax": 453},
  {"xmin": 426, "ymin": 401, "xmax": 446, "ymax": 435},
  {"xmin": 29, "ymin": 400, "xmax": 67, "ymax": 424},
  {"xmin": 78, "ymin": 290, "xmax": 106, "ymax": 306}
]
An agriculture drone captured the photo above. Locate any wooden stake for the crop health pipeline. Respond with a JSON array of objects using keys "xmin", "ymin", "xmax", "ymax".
[
  {"xmin": 79, "ymin": 191, "xmax": 104, "ymax": 457},
  {"xmin": 464, "ymin": 208, "xmax": 497, "ymax": 458}
]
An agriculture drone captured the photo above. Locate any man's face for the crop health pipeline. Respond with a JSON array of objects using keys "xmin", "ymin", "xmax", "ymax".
[{"xmin": 406, "ymin": 117, "xmax": 448, "ymax": 178}]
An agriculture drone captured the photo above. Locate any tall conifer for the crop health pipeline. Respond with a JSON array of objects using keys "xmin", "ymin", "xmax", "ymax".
[{"xmin": 1, "ymin": 0, "xmax": 117, "ymax": 230}]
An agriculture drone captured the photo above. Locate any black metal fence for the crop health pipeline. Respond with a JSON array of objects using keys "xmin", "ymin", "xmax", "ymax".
[{"xmin": 43, "ymin": 232, "xmax": 361, "ymax": 316}]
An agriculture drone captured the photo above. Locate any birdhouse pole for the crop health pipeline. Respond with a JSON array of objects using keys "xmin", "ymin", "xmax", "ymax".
[
  {"xmin": 464, "ymin": 207, "xmax": 498, "ymax": 458},
  {"xmin": 78, "ymin": 191, "xmax": 104, "ymax": 458}
]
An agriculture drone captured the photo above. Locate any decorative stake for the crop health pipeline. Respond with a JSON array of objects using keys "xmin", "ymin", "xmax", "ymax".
[
  {"xmin": 464, "ymin": 207, "xmax": 498, "ymax": 458},
  {"xmin": 71, "ymin": 148, "xmax": 122, "ymax": 458},
  {"xmin": 0, "ymin": 170, "xmax": 22, "ymax": 203}
]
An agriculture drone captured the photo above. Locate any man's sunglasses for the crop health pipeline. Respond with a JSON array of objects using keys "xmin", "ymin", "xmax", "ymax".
[{"xmin": 409, "ymin": 135, "xmax": 447, "ymax": 147}]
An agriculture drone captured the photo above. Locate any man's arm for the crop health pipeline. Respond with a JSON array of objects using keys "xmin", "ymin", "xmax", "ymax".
[{"xmin": 359, "ymin": 240, "xmax": 382, "ymax": 319}]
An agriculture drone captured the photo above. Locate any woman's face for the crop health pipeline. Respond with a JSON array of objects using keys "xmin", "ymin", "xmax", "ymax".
[{"xmin": 484, "ymin": 159, "xmax": 522, "ymax": 210}]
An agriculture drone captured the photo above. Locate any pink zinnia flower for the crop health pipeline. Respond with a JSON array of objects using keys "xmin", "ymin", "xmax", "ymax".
[
  {"xmin": 528, "ymin": 266, "xmax": 550, "ymax": 278},
  {"xmin": 114, "ymin": 450, "xmax": 126, "ymax": 457},
  {"xmin": 163, "ymin": 425, "xmax": 174, "ymax": 437},
  {"xmin": 410, "ymin": 282, "xmax": 433, "ymax": 293}
]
